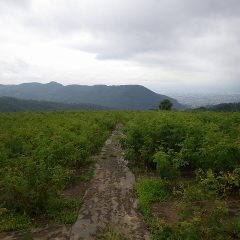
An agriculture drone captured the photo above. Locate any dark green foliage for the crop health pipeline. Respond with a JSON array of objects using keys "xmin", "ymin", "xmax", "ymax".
[
  {"xmin": 1, "ymin": 109, "xmax": 240, "ymax": 238},
  {"xmin": 0, "ymin": 209, "xmax": 33, "ymax": 232},
  {"xmin": 195, "ymin": 102, "xmax": 240, "ymax": 112},
  {"xmin": 159, "ymin": 99, "xmax": 173, "ymax": 110},
  {"xmin": 122, "ymin": 111, "xmax": 240, "ymax": 174},
  {"xmin": 125, "ymin": 111, "xmax": 240, "ymax": 240},
  {"xmin": 0, "ymin": 97, "xmax": 108, "ymax": 112},
  {"xmin": 0, "ymin": 111, "xmax": 118, "ymax": 230},
  {"xmin": 153, "ymin": 150, "xmax": 180, "ymax": 179}
]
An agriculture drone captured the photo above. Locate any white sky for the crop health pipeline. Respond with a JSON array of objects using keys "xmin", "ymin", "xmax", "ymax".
[{"xmin": 0, "ymin": 0, "xmax": 240, "ymax": 94}]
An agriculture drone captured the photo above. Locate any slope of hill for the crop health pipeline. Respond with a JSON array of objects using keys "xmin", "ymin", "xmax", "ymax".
[
  {"xmin": 211, "ymin": 102, "xmax": 240, "ymax": 111},
  {"xmin": 0, "ymin": 97, "xmax": 108, "ymax": 112},
  {"xmin": 195, "ymin": 102, "xmax": 240, "ymax": 112},
  {"xmin": 0, "ymin": 82, "xmax": 184, "ymax": 109}
]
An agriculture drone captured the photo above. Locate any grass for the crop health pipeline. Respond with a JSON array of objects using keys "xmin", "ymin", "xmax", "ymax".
[
  {"xmin": 47, "ymin": 197, "xmax": 82, "ymax": 225},
  {"xmin": 135, "ymin": 173, "xmax": 240, "ymax": 240},
  {"xmin": 135, "ymin": 177, "xmax": 172, "ymax": 239},
  {"xmin": 135, "ymin": 178, "xmax": 170, "ymax": 215},
  {"xmin": 0, "ymin": 196, "xmax": 82, "ymax": 232},
  {"xmin": 97, "ymin": 224, "xmax": 122, "ymax": 240},
  {"xmin": 80, "ymin": 159, "xmax": 96, "ymax": 182},
  {"xmin": 0, "ymin": 210, "xmax": 33, "ymax": 232}
]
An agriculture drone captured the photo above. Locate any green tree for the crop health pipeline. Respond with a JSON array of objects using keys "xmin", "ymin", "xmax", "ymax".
[{"xmin": 159, "ymin": 99, "xmax": 173, "ymax": 110}]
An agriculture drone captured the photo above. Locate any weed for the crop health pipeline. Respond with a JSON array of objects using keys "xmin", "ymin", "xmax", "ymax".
[{"xmin": 98, "ymin": 224, "xmax": 122, "ymax": 240}]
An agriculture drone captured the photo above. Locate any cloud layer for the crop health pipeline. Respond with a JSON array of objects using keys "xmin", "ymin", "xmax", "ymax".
[{"xmin": 0, "ymin": 0, "xmax": 239, "ymax": 93}]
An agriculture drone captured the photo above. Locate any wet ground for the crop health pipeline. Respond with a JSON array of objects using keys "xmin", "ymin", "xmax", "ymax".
[{"xmin": 70, "ymin": 125, "xmax": 149, "ymax": 240}]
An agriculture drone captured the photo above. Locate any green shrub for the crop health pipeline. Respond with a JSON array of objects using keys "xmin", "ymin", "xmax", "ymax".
[
  {"xmin": 153, "ymin": 150, "xmax": 180, "ymax": 179},
  {"xmin": 0, "ymin": 111, "xmax": 119, "ymax": 229},
  {"xmin": 135, "ymin": 178, "xmax": 170, "ymax": 215}
]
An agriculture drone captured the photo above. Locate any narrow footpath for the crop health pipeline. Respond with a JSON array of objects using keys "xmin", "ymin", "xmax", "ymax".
[{"xmin": 70, "ymin": 125, "xmax": 149, "ymax": 240}]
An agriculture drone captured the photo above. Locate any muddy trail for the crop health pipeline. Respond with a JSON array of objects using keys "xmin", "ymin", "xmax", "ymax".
[
  {"xmin": 70, "ymin": 125, "xmax": 149, "ymax": 240},
  {"xmin": 1, "ymin": 126, "xmax": 149, "ymax": 240}
]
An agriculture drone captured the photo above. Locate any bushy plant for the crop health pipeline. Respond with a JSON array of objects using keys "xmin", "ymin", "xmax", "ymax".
[
  {"xmin": 153, "ymin": 150, "xmax": 180, "ymax": 179},
  {"xmin": 0, "ymin": 111, "xmax": 119, "ymax": 230},
  {"xmin": 122, "ymin": 111, "xmax": 240, "ymax": 173}
]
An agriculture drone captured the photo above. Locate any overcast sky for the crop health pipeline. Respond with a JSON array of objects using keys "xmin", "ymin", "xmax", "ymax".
[{"xmin": 0, "ymin": 0, "xmax": 239, "ymax": 94}]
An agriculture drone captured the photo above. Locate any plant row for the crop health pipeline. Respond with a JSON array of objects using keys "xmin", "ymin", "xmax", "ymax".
[
  {"xmin": 0, "ymin": 111, "xmax": 119, "ymax": 230},
  {"xmin": 122, "ymin": 111, "xmax": 240, "ymax": 239}
]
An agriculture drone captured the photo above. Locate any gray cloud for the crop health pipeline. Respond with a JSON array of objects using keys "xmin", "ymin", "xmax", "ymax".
[
  {"xmin": 0, "ymin": 59, "xmax": 29, "ymax": 75},
  {"xmin": 0, "ymin": 0, "xmax": 30, "ymax": 12},
  {"xmin": 0, "ymin": 0, "xmax": 239, "ymax": 92},
  {"xmin": 24, "ymin": 0, "xmax": 240, "ymax": 71}
]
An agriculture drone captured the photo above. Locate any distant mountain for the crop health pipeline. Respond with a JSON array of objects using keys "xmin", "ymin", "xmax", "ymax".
[
  {"xmin": 195, "ymin": 102, "xmax": 240, "ymax": 112},
  {"xmin": 0, "ymin": 82, "xmax": 184, "ymax": 109},
  {"xmin": 0, "ymin": 97, "xmax": 108, "ymax": 112}
]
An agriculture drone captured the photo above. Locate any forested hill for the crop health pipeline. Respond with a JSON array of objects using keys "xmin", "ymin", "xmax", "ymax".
[
  {"xmin": 196, "ymin": 102, "xmax": 240, "ymax": 112},
  {"xmin": 0, "ymin": 97, "xmax": 108, "ymax": 112},
  {"xmin": 0, "ymin": 82, "xmax": 184, "ymax": 109}
]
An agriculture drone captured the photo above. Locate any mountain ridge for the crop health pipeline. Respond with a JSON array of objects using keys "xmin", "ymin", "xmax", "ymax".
[
  {"xmin": 0, "ymin": 82, "xmax": 184, "ymax": 109},
  {"xmin": 195, "ymin": 102, "xmax": 240, "ymax": 112},
  {"xmin": 0, "ymin": 96, "xmax": 108, "ymax": 112}
]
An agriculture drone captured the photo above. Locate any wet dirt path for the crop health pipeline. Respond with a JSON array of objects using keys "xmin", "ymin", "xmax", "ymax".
[{"xmin": 70, "ymin": 125, "xmax": 149, "ymax": 240}]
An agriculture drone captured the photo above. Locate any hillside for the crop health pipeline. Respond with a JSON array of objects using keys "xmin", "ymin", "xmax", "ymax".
[
  {"xmin": 0, "ymin": 82, "xmax": 184, "ymax": 109},
  {"xmin": 209, "ymin": 102, "xmax": 240, "ymax": 111},
  {"xmin": 0, "ymin": 97, "xmax": 108, "ymax": 112},
  {"xmin": 195, "ymin": 102, "xmax": 240, "ymax": 112}
]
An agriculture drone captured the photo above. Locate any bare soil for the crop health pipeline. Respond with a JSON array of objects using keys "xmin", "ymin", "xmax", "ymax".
[
  {"xmin": 150, "ymin": 199, "xmax": 240, "ymax": 226},
  {"xmin": 70, "ymin": 125, "xmax": 149, "ymax": 240}
]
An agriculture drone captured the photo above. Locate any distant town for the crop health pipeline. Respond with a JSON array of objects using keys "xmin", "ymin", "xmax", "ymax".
[{"xmin": 169, "ymin": 93, "xmax": 240, "ymax": 108}]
